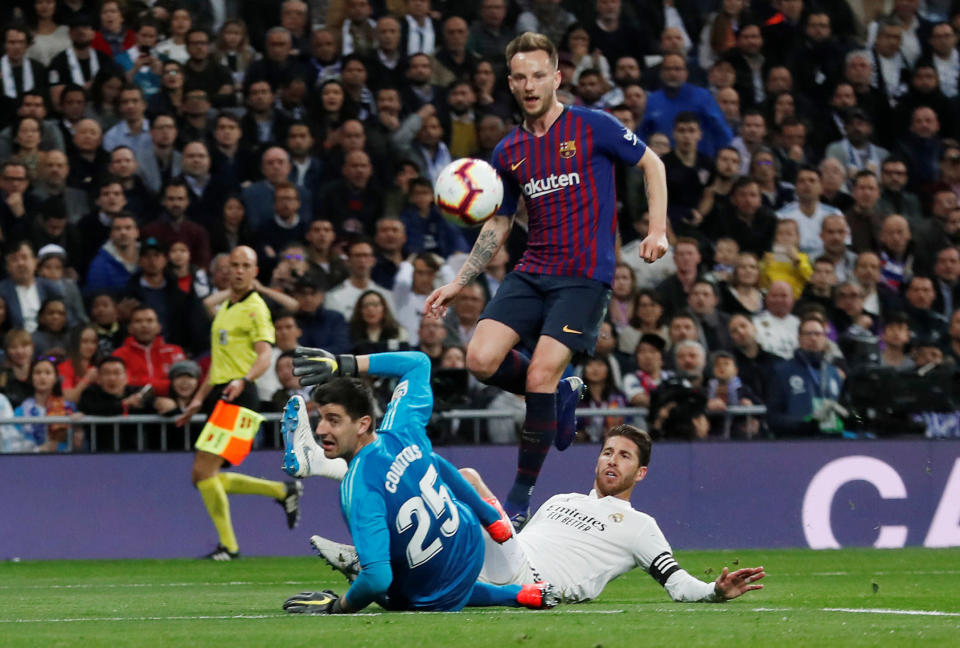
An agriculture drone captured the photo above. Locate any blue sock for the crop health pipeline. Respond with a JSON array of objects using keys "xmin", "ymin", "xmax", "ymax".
[
  {"xmin": 466, "ymin": 582, "xmax": 522, "ymax": 607},
  {"xmin": 506, "ymin": 392, "xmax": 556, "ymax": 512},
  {"xmin": 480, "ymin": 350, "xmax": 529, "ymax": 395}
]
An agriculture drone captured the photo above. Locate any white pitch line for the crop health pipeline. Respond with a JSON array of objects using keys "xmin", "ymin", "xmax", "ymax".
[
  {"xmin": 0, "ymin": 581, "xmax": 315, "ymax": 590},
  {"xmin": 822, "ymin": 608, "xmax": 960, "ymax": 618},
  {"xmin": 0, "ymin": 609, "xmax": 627, "ymax": 624}
]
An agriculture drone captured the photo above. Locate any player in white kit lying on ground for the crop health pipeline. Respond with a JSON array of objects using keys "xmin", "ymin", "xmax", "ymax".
[{"xmin": 285, "ymin": 413, "xmax": 766, "ymax": 604}]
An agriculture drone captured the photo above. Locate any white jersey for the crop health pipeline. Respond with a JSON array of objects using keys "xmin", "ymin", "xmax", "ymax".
[{"xmin": 481, "ymin": 490, "xmax": 718, "ymax": 603}]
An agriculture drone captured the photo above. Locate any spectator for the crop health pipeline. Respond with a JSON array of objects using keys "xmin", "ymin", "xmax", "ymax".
[
  {"xmin": 325, "ymin": 238, "xmax": 394, "ymax": 320},
  {"xmin": 728, "ymin": 312, "xmax": 780, "ymax": 404},
  {"xmin": 443, "ymin": 280, "xmax": 485, "ymax": 347},
  {"xmin": 666, "ymin": 310, "xmax": 703, "ymax": 359},
  {"xmin": 0, "ymin": 25, "xmax": 48, "ymax": 126},
  {"xmin": 663, "ymin": 111, "xmax": 713, "ymax": 236},
  {"xmin": 721, "ymin": 252, "xmax": 764, "ymax": 316},
  {"xmin": 142, "ymin": 179, "xmax": 212, "ymax": 271},
  {"xmin": 13, "ymin": 357, "xmax": 80, "ymax": 453},
  {"xmin": 879, "ymin": 312, "xmax": 915, "ymax": 370},
  {"xmin": 876, "ymin": 156, "xmax": 923, "ymax": 221},
  {"xmin": 878, "ymin": 213, "xmax": 915, "ymax": 290},
  {"xmin": 640, "ymin": 53, "xmax": 733, "ymax": 157},
  {"xmin": 830, "ymin": 281, "xmax": 871, "ymax": 337},
  {"xmin": 753, "ymin": 280, "xmax": 801, "ymax": 359},
  {"xmin": 931, "ymin": 246, "xmax": 960, "ymax": 318},
  {"xmin": 102, "ymin": 86, "xmax": 150, "ymax": 153},
  {"xmin": 155, "ymin": 360, "xmax": 202, "ymax": 437},
  {"xmin": 816, "ymin": 213, "xmax": 857, "ymax": 284},
  {"xmin": 85, "ymin": 212, "xmax": 139, "ymax": 296},
  {"xmin": 136, "ymin": 113, "xmax": 181, "ymax": 195},
  {"xmin": 255, "ymin": 312, "xmax": 302, "ymax": 405},
  {"xmin": 704, "ymin": 350, "xmax": 760, "ymax": 439},
  {"xmin": 922, "ymin": 21, "xmax": 959, "ymax": 99},
  {"xmin": 66, "ymin": 118, "xmax": 109, "ymax": 199},
  {"xmin": 750, "ymin": 147, "xmax": 795, "ymax": 210},
  {"xmin": 903, "ymin": 274, "xmax": 948, "ymax": 345},
  {"xmin": 87, "ymin": 292, "xmax": 124, "ymax": 355},
  {"xmin": 106, "ymin": 145, "xmax": 151, "ymax": 219},
  {"xmin": 180, "ymin": 140, "xmax": 232, "ymax": 227},
  {"xmin": 825, "ymin": 108, "xmax": 890, "ymax": 181},
  {"xmin": 210, "ymin": 112, "xmax": 258, "ymax": 187},
  {"xmin": 266, "ymin": 350, "xmax": 312, "ymax": 411},
  {"xmin": 818, "ymin": 157, "xmax": 855, "ymax": 213},
  {"xmin": 759, "ymin": 219, "xmax": 812, "ymax": 297},
  {"xmin": 713, "ymin": 177, "xmax": 778, "ymax": 257},
  {"xmin": 209, "ymin": 194, "xmax": 256, "ymax": 258},
  {"xmin": 349, "ymin": 289, "xmax": 409, "ymax": 354},
  {"xmin": 0, "ymin": 241, "xmax": 63, "ymax": 333},
  {"xmin": 30, "ymin": 150, "xmax": 88, "ymax": 225},
  {"xmin": 844, "ymin": 170, "xmax": 885, "ymax": 253},
  {"xmin": 111, "ymin": 305, "xmax": 186, "ymax": 397},
  {"xmin": 622, "ymin": 333, "xmax": 671, "ymax": 409},
  {"xmin": 1, "ymin": 160, "xmax": 39, "ymax": 244},
  {"xmin": 78, "ymin": 356, "xmax": 161, "ymax": 451},
  {"xmin": 31, "ymin": 296, "xmax": 69, "ymax": 357},
  {"xmin": 687, "ymin": 279, "xmax": 733, "ymax": 352},
  {"xmin": 256, "ymin": 181, "xmax": 308, "ymax": 263},
  {"xmin": 0, "ymin": 328, "xmax": 35, "ymax": 408},
  {"xmin": 304, "ymin": 218, "xmax": 348, "ymax": 288},
  {"xmin": 894, "ymin": 105, "xmax": 944, "ymax": 191},
  {"xmin": 776, "ymin": 166, "xmax": 843, "ymax": 258},
  {"xmin": 370, "ymin": 215, "xmax": 407, "ymax": 290},
  {"xmin": 114, "ymin": 18, "xmax": 162, "ymax": 101},
  {"xmin": 57, "ymin": 323, "xmax": 101, "ymax": 404},
  {"xmin": 399, "ymin": 177, "xmax": 468, "ymax": 258},
  {"xmin": 310, "ymin": 150, "xmax": 382, "ymax": 238},
  {"xmin": 649, "ymin": 339, "xmax": 709, "ymax": 440},
  {"xmin": 655, "ymin": 237, "xmax": 701, "ymax": 318},
  {"xmin": 731, "ymin": 109, "xmax": 766, "ymax": 175},
  {"xmin": 291, "ymin": 271, "xmax": 350, "ymax": 354},
  {"xmin": 766, "ymin": 316, "xmax": 845, "ymax": 437},
  {"xmin": 182, "ymin": 28, "xmax": 234, "ymax": 108},
  {"xmin": 797, "ymin": 257, "xmax": 838, "ymax": 316}
]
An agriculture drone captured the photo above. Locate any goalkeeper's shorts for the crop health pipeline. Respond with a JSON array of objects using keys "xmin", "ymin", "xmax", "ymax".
[{"xmin": 194, "ymin": 400, "xmax": 265, "ymax": 466}]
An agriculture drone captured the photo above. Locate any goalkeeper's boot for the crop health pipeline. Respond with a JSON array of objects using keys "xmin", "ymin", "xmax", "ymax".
[
  {"xmin": 310, "ymin": 535, "xmax": 361, "ymax": 584},
  {"xmin": 205, "ymin": 544, "xmax": 239, "ymax": 561},
  {"xmin": 554, "ymin": 376, "xmax": 585, "ymax": 451},
  {"xmin": 283, "ymin": 590, "xmax": 340, "ymax": 614},
  {"xmin": 517, "ymin": 582, "xmax": 560, "ymax": 609},
  {"xmin": 282, "ymin": 395, "xmax": 321, "ymax": 478},
  {"xmin": 279, "ymin": 480, "xmax": 303, "ymax": 530}
]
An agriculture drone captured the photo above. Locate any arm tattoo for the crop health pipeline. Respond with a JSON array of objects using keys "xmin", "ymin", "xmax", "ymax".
[{"xmin": 456, "ymin": 228, "xmax": 501, "ymax": 287}]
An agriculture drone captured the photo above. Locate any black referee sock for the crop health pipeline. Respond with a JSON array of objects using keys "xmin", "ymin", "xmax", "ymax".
[
  {"xmin": 481, "ymin": 349, "xmax": 529, "ymax": 395},
  {"xmin": 506, "ymin": 392, "xmax": 556, "ymax": 513}
]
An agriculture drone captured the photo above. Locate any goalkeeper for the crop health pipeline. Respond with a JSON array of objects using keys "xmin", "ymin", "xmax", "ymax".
[
  {"xmin": 289, "ymin": 358, "xmax": 766, "ymax": 604},
  {"xmin": 279, "ymin": 348, "xmax": 558, "ymax": 614}
]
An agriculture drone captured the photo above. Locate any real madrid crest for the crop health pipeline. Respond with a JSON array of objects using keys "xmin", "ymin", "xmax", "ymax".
[
  {"xmin": 609, "ymin": 512, "xmax": 623, "ymax": 523},
  {"xmin": 559, "ymin": 140, "xmax": 577, "ymax": 159}
]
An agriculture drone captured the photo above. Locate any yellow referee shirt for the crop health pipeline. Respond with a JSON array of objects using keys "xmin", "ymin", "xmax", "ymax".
[{"xmin": 208, "ymin": 291, "xmax": 275, "ymax": 385}]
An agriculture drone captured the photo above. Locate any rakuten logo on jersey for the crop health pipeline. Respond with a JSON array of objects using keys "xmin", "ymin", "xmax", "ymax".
[{"xmin": 523, "ymin": 172, "xmax": 581, "ymax": 199}]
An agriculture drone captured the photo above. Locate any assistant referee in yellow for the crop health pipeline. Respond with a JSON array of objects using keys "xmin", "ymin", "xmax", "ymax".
[{"xmin": 176, "ymin": 245, "xmax": 301, "ymax": 560}]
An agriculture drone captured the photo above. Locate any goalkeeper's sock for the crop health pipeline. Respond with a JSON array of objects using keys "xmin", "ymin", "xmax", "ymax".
[
  {"xmin": 218, "ymin": 472, "xmax": 287, "ymax": 500},
  {"xmin": 466, "ymin": 582, "xmax": 523, "ymax": 608},
  {"xmin": 506, "ymin": 392, "xmax": 556, "ymax": 513},
  {"xmin": 197, "ymin": 476, "xmax": 239, "ymax": 554},
  {"xmin": 480, "ymin": 350, "xmax": 529, "ymax": 395}
]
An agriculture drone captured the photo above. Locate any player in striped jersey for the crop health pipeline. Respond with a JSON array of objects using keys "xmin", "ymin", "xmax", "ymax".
[{"xmin": 425, "ymin": 32, "xmax": 669, "ymax": 526}]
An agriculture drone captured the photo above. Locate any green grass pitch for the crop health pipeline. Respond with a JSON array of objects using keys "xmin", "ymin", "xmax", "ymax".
[{"xmin": 2, "ymin": 548, "xmax": 959, "ymax": 647}]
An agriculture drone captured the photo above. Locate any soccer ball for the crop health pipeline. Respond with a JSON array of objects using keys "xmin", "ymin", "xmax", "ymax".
[{"xmin": 434, "ymin": 158, "xmax": 504, "ymax": 227}]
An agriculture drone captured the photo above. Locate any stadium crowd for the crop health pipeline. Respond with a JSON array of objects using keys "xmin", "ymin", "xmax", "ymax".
[{"xmin": 2, "ymin": 0, "xmax": 960, "ymax": 452}]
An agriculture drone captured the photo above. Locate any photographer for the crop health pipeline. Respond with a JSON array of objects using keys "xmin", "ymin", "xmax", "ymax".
[
  {"xmin": 767, "ymin": 316, "xmax": 845, "ymax": 437},
  {"xmin": 649, "ymin": 340, "xmax": 710, "ymax": 440}
]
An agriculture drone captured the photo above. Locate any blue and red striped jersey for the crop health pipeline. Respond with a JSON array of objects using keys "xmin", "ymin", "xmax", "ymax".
[{"xmin": 491, "ymin": 105, "xmax": 647, "ymax": 285}]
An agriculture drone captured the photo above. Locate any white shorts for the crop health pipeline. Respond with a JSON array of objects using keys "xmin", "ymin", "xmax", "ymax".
[{"xmin": 478, "ymin": 498, "xmax": 542, "ymax": 586}]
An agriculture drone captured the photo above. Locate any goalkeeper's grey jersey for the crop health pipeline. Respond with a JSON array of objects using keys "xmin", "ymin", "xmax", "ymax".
[{"xmin": 516, "ymin": 490, "xmax": 717, "ymax": 603}]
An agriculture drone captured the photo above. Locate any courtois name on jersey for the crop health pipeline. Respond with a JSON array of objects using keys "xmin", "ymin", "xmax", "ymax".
[
  {"xmin": 340, "ymin": 352, "xmax": 486, "ymax": 611},
  {"xmin": 492, "ymin": 105, "xmax": 647, "ymax": 285}
]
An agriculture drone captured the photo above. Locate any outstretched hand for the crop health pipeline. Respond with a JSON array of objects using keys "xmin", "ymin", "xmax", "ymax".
[
  {"xmin": 424, "ymin": 283, "xmax": 462, "ymax": 319},
  {"xmin": 714, "ymin": 566, "xmax": 766, "ymax": 601},
  {"xmin": 637, "ymin": 231, "xmax": 669, "ymax": 263}
]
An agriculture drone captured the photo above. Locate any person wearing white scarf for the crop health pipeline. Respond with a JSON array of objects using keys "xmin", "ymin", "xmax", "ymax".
[{"xmin": 2, "ymin": 27, "xmax": 37, "ymax": 100}]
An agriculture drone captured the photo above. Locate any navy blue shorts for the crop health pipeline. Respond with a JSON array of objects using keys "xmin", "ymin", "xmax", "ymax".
[{"xmin": 479, "ymin": 271, "xmax": 611, "ymax": 355}]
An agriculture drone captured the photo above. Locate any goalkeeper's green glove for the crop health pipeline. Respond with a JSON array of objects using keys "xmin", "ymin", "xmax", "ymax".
[
  {"xmin": 282, "ymin": 589, "xmax": 344, "ymax": 614},
  {"xmin": 292, "ymin": 346, "xmax": 358, "ymax": 386}
]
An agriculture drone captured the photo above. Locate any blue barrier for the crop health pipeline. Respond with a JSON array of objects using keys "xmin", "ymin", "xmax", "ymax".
[{"xmin": 1, "ymin": 439, "xmax": 958, "ymax": 560}]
